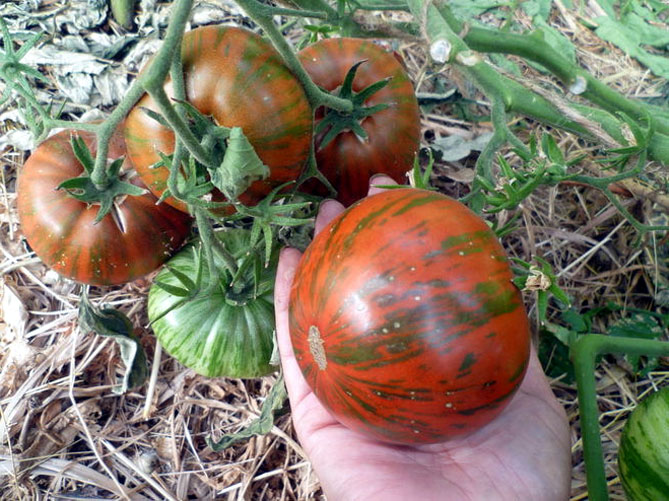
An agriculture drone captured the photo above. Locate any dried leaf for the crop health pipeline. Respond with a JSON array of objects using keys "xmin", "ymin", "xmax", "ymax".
[
  {"xmin": 0, "ymin": 280, "xmax": 28, "ymax": 340},
  {"xmin": 432, "ymin": 132, "xmax": 494, "ymax": 162},
  {"xmin": 78, "ymin": 294, "xmax": 148, "ymax": 394}
]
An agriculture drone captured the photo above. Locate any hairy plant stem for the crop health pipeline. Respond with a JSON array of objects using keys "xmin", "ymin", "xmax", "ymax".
[
  {"xmin": 571, "ymin": 334, "xmax": 669, "ymax": 501},
  {"xmin": 235, "ymin": 0, "xmax": 353, "ymax": 113},
  {"xmin": 457, "ymin": 25, "xmax": 669, "ymax": 136},
  {"xmin": 194, "ymin": 209, "xmax": 239, "ymax": 290},
  {"xmin": 89, "ymin": 0, "xmax": 197, "ymax": 189},
  {"xmin": 147, "ymin": 86, "xmax": 213, "ymax": 168}
]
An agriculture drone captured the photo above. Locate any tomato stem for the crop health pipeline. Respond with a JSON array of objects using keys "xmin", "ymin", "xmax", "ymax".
[
  {"xmin": 147, "ymin": 86, "xmax": 214, "ymax": 168},
  {"xmin": 194, "ymin": 209, "xmax": 239, "ymax": 278},
  {"xmin": 571, "ymin": 334, "xmax": 669, "ymax": 501},
  {"xmin": 414, "ymin": 0, "xmax": 669, "ymax": 166},
  {"xmin": 235, "ymin": 0, "xmax": 354, "ymax": 114},
  {"xmin": 89, "ymin": 0, "xmax": 197, "ymax": 189}
]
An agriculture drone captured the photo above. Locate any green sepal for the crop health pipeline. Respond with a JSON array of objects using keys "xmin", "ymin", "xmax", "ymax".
[
  {"xmin": 140, "ymin": 107, "xmax": 171, "ymax": 128},
  {"xmin": 58, "ymin": 175, "xmax": 147, "ymax": 224},
  {"xmin": 71, "ymin": 135, "xmax": 96, "ymax": 176},
  {"xmin": 78, "ymin": 292, "xmax": 148, "ymax": 394},
  {"xmin": 150, "ymin": 245, "xmax": 204, "ymax": 323},
  {"xmin": 316, "ymin": 59, "xmax": 392, "ymax": 150}
]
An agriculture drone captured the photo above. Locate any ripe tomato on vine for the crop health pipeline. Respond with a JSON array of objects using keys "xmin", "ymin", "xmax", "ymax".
[
  {"xmin": 298, "ymin": 38, "xmax": 421, "ymax": 206},
  {"xmin": 17, "ymin": 129, "xmax": 192, "ymax": 285},
  {"xmin": 124, "ymin": 25, "xmax": 313, "ymax": 213}
]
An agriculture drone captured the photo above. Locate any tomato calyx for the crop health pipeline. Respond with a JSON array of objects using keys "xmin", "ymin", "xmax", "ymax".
[
  {"xmin": 57, "ymin": 135, "xmax": 147, "ymax": 224},
  {"xmin": 142, "ymin": 103, "xmax": 270, "ymax": 207},
  {"xmin": 315, "ymin": 59, "xmax": 392, "ymax": 149},
  {"xmin": 228, "ymin": 181, "xmax": 313, "ymax": 266}
]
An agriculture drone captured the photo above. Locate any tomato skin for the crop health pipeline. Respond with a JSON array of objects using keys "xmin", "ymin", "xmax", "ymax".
[
  {"xmin": 148, "ymin": 229, "xmax": 278, "ymax": 378},
  {"xmin": 298, "ymin": 38, "xmax": 421, "ymax": 206},
  {"xmin": 289, "ymin": 188, "xmax": 530, "ymax": 444},
  {"xmin": 124, "ymin": 25, "xmax": 313, "ymax": 212},
  {"xmin": 16, "ymin": 129, "xmax": 192, "ymax": 285}
]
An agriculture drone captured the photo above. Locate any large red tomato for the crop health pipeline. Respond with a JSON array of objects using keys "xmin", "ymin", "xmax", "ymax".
[
  {"xmin": 124, "ymin": 25, "xmax": 313, "ymax": 213},
  {"xmin": 298, "ymin": 38, "xmax": 421, "ymax": 206},
  {"xmin": 16, "ymin": 129, "xmax": 192, "ymax": 285},
  {"xmin": 289, "ymin": 188, "xmax": 531, "ymax": 444}
]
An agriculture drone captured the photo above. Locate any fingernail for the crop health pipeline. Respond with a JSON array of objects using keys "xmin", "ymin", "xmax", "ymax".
[
  {"xmin": 319, "ymin": 199, "xmax": 340, "ymax": 211},
  {"xmin": 369, "ymin": 173, "xmax": 395, "ymax": 186}
]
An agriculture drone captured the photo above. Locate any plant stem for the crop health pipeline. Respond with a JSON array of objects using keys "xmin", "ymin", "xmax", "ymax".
[
  {"xmin": 275, "ymin": 0, "xmax": 337, "ymax": 17},
  {"xmin": 413, "ymin": 0, "xmax": 669, "ymax": 165},
  {"xmin": 90, "ymin": 0, "xmax": 196, "ymax": 189},
  {"xmin": 194, "ymin": 209, "xmax": 238, "ymax": 278},
  {"xmin": 571, "ymin": 334, "xmax": 669, "ymax": 501},
  {"xmin": 166, "ymin": 139, "xmax": 187, "ymax": 202},
  {"xmin": 235, "ymin": 0, "xmax": 353, "ymax": 113},
  {"xmin": 148, "ymin": 86, "xmax": 213, "ymax": 168},
  {"xmin": 459, "ymin": 25, "xmax": 669, "ymax": 136}
]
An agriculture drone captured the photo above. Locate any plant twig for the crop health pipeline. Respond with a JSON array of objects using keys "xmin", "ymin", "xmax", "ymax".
[{"xmin": 235, "ymin": 0, "xmax": 353, "ymax": 113}]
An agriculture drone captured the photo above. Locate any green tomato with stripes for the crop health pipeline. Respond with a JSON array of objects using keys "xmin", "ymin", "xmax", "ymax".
[
  {"xmin": 618, "ymin": 386, "xmax": 669, "ymax": 501},
  {"xmin": 148, "ymin": 229, "xmax": 278, "ymax": 378}
]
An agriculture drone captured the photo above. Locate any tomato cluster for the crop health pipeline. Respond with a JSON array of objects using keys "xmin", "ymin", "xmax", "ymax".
[
  {"xmin": 18, "ymin": 28, "xmax": 420, "ymax": 284},
  {"xmin": 17, "ymin": 25, "xmax": 529, "ymax": 444}
]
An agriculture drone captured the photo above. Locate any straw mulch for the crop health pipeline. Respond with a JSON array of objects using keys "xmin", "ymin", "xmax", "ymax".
[{"xmin": 1, "ymin": 1, "xmax": 667, "ymax": 499}]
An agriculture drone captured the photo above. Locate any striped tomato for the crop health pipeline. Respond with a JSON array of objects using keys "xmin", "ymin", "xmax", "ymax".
[
  {"xmin": 17, "ymin": 129, "xmax": 192, "ymax": 285},
  {"xmin": 124, "ymin": 25, "xmax": 313, "ymax": 213},
  {"xmin": 288, "ymin": 188, "xmax": 531, "ymax": 444},
  {"xmin": 618, "ymin": 386, "xmax": 669, "ymax": 501},
  {"xmin": 148, "ymin": 229, "xmax": 277, "ymax": 378},
  {"xmin": 298, "ymin": 38, "xmax": 421, "ymax": 206}
]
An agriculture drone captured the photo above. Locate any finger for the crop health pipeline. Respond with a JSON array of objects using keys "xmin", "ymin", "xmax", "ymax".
[
  {"xmin": 368, "ymin": 174, "xmax": 398, "ymax": 196},
  {"xmin": 274, "ymin": 247, "xmax": 313, "ymax": 405},
  {"xmin": 315, "ymin": 199, "xmax": 345, "ymax": 234}
]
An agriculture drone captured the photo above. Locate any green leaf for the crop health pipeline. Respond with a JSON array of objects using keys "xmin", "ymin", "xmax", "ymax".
[
  {"xmin": 207, "ymin": 375, "xmax": 288, "ymax": 451},
  {"xmin": 540, "ymin": 133, "xmax": 565, "ymax": 165},
  {"xmin": 79, "ymin": 293, "xmax": 148, "ymax": 394},
  {"xmin": 538, "ymin": 327, "xmax": 575, "ymax": 384},
  {"xmin": 561, "ymin": 308, "xmax": 589, "ymax": 333},
  {"xmin": 593, "ymin": 13, "xmax": 669, "ymax": 78},
  {"xmin": 610, "ymin": 313, "xmax": 664, "ymax": 373},
  {"xmin": 210, "ymin": 127, "xmax": 269, "ymax": 201}
]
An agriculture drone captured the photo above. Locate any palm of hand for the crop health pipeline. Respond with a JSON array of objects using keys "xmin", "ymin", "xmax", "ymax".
[{"xmin": 274, "ymin": 184, "xmax": 571, "ymax": 501}]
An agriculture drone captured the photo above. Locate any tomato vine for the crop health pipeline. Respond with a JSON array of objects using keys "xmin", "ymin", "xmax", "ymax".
[{"xmin": 3, "ymin": 1, "xmax": 669, "ymax": 499}]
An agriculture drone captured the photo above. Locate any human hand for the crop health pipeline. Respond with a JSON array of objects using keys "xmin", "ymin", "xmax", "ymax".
[{"xmin": 274, "ymin": 178, "xmax": 572, "ymax": 501}]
